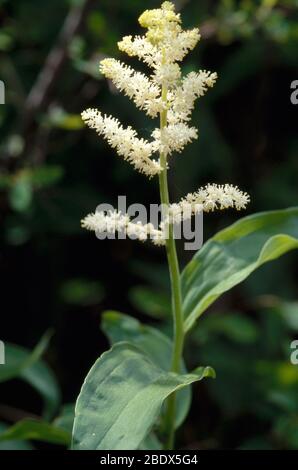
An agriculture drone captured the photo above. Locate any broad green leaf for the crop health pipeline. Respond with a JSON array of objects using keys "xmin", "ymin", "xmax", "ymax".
[
  {"xmin": 72, "ymin": 342, "xmax": 213, "ymax": 450},
  {"xmin": 182, "ymin": 208, "xmax": 298, "ymax": 332},
  {"xmin": 0, "ymin": 332, "xmax": 60, "ymax": 419},
  {"xmin": 101, "ymin": 311, "xmax": 190, "ymax": 428},
  {"xmin": 102, "ymin": 311, "xmax": 173, "ymax": 370},
  {"xmin": 0, "ymin": 419, "xmax": 71, "ymax": 446}
]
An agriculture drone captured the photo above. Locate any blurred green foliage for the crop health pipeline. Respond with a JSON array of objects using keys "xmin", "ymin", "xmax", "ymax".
[{"xmin": 0, "ymin": 0, "xmax": 297, "ymax": 450}]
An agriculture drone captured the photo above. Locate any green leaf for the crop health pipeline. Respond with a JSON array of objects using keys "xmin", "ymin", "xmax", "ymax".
[
  {"xmin": 72, "ymin": 342, "xmax": 213, "ymax": 450},
  {"xmin": 182, "ymin": 208, "xmax": 298, "ymax": 332},
  {"xmin": 9, "ymin": 177, "xmax": 32, "ymax": 212},
  {"xmin": 138, "ymin": 432, "xmax": 162, "ymax": 450},
  {"xmin": 0, "ymin": 330, "xmax": 52, "ymax": 383},
  {"xmin": 277, "ymin": 301, "xmax": 298, "ymax": 331},
  {"xmin": 198, "ymin": 312, "xmax": 259, "ymax": 344},
  {"xmin": 101, "ymin": 311, "xmax": 190, "ymax": 428},
  {"xmin": 0, "ymin": 332, "xmax": 60, "ymax": 419},
  {"xmin": 102, "ymin": 311, "xmax": 172, "ymax": 370},
  {"xmin": 20, "ymin": 360, "xmax": 61, "ymax": 420},
  {"xmin": 0, "ymin": 419, "xmax": 71, "ymax": 446},
  {"xmin": 53, "ymin": 404, "xmax": 75, "ymax": 433},
  {"xmin": 0, "ymin": 423, "xmax": 34, "ymax": 450},
  {"xmin": 192, "ymin": 365, "xmax": 216, "ymax": 379},
  {"xmin": 129, "ymin": 286, "xmax": 170, "ymax": 319}
]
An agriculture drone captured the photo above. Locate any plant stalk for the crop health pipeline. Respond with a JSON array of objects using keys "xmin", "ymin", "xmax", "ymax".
[{"xmin": 158, "ymin": 84, "xmax": 185, "ymax": 450}]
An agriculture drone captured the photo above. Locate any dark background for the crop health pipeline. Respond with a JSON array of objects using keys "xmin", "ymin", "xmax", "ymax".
[{"xmin": 0, "ymin": 0, "xmax": 298, "ymax": 449}]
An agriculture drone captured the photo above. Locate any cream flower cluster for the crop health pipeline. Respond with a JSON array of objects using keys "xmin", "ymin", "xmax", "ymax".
[
  {"xmin": 99, "ymin": 59, "xmax": 163, "ymax": 118},
  {"xmin": 81, "ymin": 2, "xmax": 250, "ymax": 246},
  {"xmin": 183, "ymin": 184, "xmax": 251, "ymax": 212},
  {"xmin": 119, "ymin": 2, "xmax": 201, "ymax": 67},
  {"xmin": 163, "ymin": 184, "xmax": 249, "ymax": 225},
  {"xmin": 168, "ymin": 71, "xmax": 218, "ymax": 124},
  {"xmin": 82, "ymin": 1, "xmax": 217, "ymax": 176},
  {"xmin": 81, "ymin": 182, "xmax": 250, "ymax": 247},
  {"xmin": 81, "ymin": 210, "xmax": 165, "ymax": 246},
  {"xmin": 152, "ymin": 124, "xmax": 198, "ymax": 155},
  {"xmin": 81, "ymin": 109, "xmax": 161, "ymax": 177}
]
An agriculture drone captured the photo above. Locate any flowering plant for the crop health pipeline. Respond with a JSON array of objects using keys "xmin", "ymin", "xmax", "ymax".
[{"xmin": 72, "ymin": 2, "xmax": 298, "ymax": 450}]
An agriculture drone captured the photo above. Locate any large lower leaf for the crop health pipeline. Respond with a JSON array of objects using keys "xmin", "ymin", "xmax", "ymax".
[
  {"xmin": 102, "ymin": 310, "xmax": 190, "ymax": 430},
  {"xmin": 182, "ymin": 208, "xmax": 298, "ymax": 332},
  {"xmin": 72, "ymin": 342, "xmax": 214, "ymax": 450},
  {"xmin": 101, "ymin": 311, "xmax": 173, "ymax": 370}
]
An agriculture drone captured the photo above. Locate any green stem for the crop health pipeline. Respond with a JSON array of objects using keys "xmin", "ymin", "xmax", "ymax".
[{"xmin": 158, "ymin": 84, "xmax": 184, "ymax": 450}]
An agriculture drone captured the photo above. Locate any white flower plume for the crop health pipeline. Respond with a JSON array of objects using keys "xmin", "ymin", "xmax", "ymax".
[
  {"xmin": 81, "ymin": 2, "xmax": 217, "ymax": 177},
  {"xmin": 118, "ymin": 35, "xmax": 160, "ymax": 68},
  {"xmin": 183, "ymin": 184, "xmax": 250, "ymax": 213},
  {"xmin": 137, "ymin": 2, "xmax": 201, "ymax": 65},
  {"xmin": 168, "ymin": 71, "xmax": 218, "ymax": 124},
  {"xmin": 81, "ymin": 210, "xmax": 165, "ymax": 246},
  {"xmin": 81, "ymin": 183, "xmax": 250, "ymax": 248},
  {"xmin": 161, "ymin": 184, "xmax": 250, "ymax": 227},
  {"xmin": 99, "ymin": 59, "xmax": 163, "ymax": 118},
  {"xmin": 81, "ymin": 109, "xmax": 161, "ymax": 177}
]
